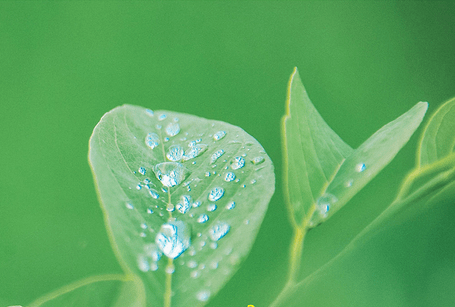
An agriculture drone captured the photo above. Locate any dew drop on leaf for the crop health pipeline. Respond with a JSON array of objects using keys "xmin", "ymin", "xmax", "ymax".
[
  {"xmin": 153, "ymin": 162, "xmax": 190, "ymax": 187},
  {"xmin": 165, "ymin": 122, "xmax": 180, "ymax": 137},
  {"xmin": 213, "ymin": 130, "xmax": 226, "ymax": 141},
  {"xmin": 196, "ymin": 290, "xmax": 210, "ymax": 302},
  {"xmin": 176, "ymin": 195, "xmax": 192, "ymax": 214},
  {"xmin": 126, "ymin": 202, "xmax": 134, "ymax": 210},
  {"xmin": 145, "ymin": 132, "xmax": 160, "ymax": 149},
  {"xmin": 224, "ymin": 172, "xmax": 236, "ymax": 182},
  {"xmin": 210, "ymin": 149, "xmax": 225, "ymax": 164},
  {"xmin": 231, "ymin": 156, "xmax": 245, "ymax": 170},
  {"xmin": 149, "ymin": 189, "xmax": 160, "ymax": 199},
  {"xmin": 155, "ymin": 221, "xmax": 191, "ymax": 259},
  {"xmin": 208, "ymin": 187, "xmax": 224, "ymax": 201},
  {"xmin": 183, "ymin": 144, "xmax": 208, "ymax": 161},
  {"xmin": 166, "ymin": 145, "xmax": 184, "ymax": 161},
  {"xmin": 207, "ymin": 203, "xmax": 217, "ymax": 212},
  {"xmin": 356, "ymin": 163, "xmax": 366, "ymax": 172},
  {"xmin": 315, "ymin": 193, "xmax": 338, "ymax": 219},
  {"xmin": 197, "ymin": 214, "xmax": 209, "ymax": 224},
  {"xmin": 251, "ymin": 156, "xmax": 265, "ymax": 165},
  {"xmin": 209, "ymin": 221, "xmax": 230, "ymax": 241},
  {"xmin": 226, "ymin": 201, "xmax": 235, "ymax": 210}
]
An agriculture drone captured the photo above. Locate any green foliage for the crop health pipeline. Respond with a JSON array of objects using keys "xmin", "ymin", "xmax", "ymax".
[
  {"xmin": 28, "ymin": 275, "xmax": 144, "ymax": 307},
  {"xmin": 87, "ymin": 105, "xmax": 275, "ymax": 306},
  {"xmin": 27, "ymin": 71, "xmax": 455, "ymax": 307}
]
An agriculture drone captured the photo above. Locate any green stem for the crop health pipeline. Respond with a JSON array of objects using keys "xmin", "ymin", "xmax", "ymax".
[
  {"xmin": 164, "ymin": 258, "xmax": 173, "ymax": 307},
  {"xmin": 270, "ymin": 226, "xmax": 306, "ymax": 307}
]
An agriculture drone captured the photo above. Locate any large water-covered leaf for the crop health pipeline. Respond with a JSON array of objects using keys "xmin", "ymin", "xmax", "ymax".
[
  {"xmin": 28, "ymin": 275, "xmax": 144, "ymax": 307},
  {"xmin": 282, "ymin": 67, "xmax": 427, "ymax": 227},
  {"xmin": 88, "ymin": 105, "xmax": 275, "ymax": 306}
]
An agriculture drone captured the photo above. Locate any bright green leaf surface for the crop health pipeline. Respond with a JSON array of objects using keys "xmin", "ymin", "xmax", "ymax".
[
  {"xmin": 321, "ymin": 101, "xmax": 428, "ymax": 222},
  {"xmin": 89, "ymin": 105, "xmax": 275, "ymax": 307},
  {"xmin": 282, "ymin": 68, "xmax": 353, "ymax": 227},
  {"xmin": 28, "ymin": 275, "xmax": 144, "ymax": 307},
  {"xmin": 282, "ymin": 67, "xmax": 427, "ymax": 227},
  {"xmin": 419, "ymin": 97, "xmax": 455, "ymax": 166}
]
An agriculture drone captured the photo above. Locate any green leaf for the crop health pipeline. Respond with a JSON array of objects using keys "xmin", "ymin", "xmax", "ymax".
[
  {"xmin": 88, "ymin": 105, "xmax": 275, "ymax": 307},
  {"xmin": 282, "ymin": 67, "xmax": 353, "ymax": 227},
  {"xmin": 282, "ymin": 67, "xmax": 428, "ymax": 227},
  {"xmin": 28, "ymin": 275, "xmax": 144, "ymax": 307},
  {"xmin": 418, "ymin": 97, "xmax": 455, "ymax": 166}
]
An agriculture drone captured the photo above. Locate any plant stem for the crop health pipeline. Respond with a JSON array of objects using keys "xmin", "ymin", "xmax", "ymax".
[
  {"xmin": 270, "ymin": 226, "xmax": 306, "ymax": 307},
  {"xmin": 164, "ymin": 258, "xmax": 173, "ymax": 307}
]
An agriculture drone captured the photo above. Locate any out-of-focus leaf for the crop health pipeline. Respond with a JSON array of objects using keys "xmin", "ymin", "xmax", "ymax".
[{"xmin": 28, "ymin": 275, "xmax": 144, "ymax": 307}]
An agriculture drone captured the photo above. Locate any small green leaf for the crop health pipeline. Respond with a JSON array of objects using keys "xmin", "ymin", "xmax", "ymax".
[
  {"xmin": 89, "ymin": 105, "xmax": 275, "ymax": 306},
  {"xmin": 282, "ymin": 67, "xmax": 353, "ymax": 227},
  {"xmin": 28, "ymin": 275, "xmax": 144, "ymax": 307},
  {"xmin": 318, "ymin": 100, "xmax": 428, "ymax": 224},
  {"xmin": 282, "ymin": 67, "xmax": 428, "ymax": 227},
  {"xmin": 419, "ymin": 97, "xmax": 455, "ymax": 166}
]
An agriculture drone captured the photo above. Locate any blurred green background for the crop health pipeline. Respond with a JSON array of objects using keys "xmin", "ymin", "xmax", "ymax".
[{"xmin": 1, "ymin": 2, "xmax": 454, "ymax": 306}]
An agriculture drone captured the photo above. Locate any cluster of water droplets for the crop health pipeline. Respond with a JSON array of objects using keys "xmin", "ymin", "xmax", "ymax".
[{"xmin": 129, "ymin": 110, "xmax": 272, "ymax": 302}]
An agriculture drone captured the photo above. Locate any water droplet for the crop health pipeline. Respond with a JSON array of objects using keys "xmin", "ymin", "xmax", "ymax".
[
  {"xmin": 345, "ymin": 179, "xmax": 353, "ymax": 187},
  {"xmin": 210, "ymin": 149, "xmax": 225, "ymax": 164},
  {"xmin": 209, "ymin": 221, "xmax": 230, "ymax": 241},
  {"xmin": 210, "ymin": 261, "xmax": 218, "ymax": 269},
  {"xmin": 315, "ymin": 193, "xmax": 338, "ymax": 219},
  {"xmin": 140, "ymin": 223, "xmax": 148, "ymax": 229},
  {"xmin": 145, "ymin": 109, "xmax": 154, "ymax": 116},
  {"xmin": 156, "ymin": 124, "xmax": 162, "ymax": 129},
  {"xmin": 192, "ymin": 201, "xmax": 201, "ymax": 208},
  {"xmin": 136, "ymin": 184, "xmax": 142, "ymax": 190},
  {"xmin": 153, "ymin": 162, "xmax": 190, "ymax": 187},
  {"xmin": 244, "ymin": 219, "xmax": 249, "ymax": 225},
  {"xmin": 158, "ymin": 114, "xmax": 167, "ymax": 121},
  {"xmin": 250, "ymin": 179, "xmax": 256, "ymax": 184},
  {"xmin": 356, "ymin": 163, "xmax": 366, "ymax": 172},
  {"xmin": 197, "ymin": 290, "xmax": 210, "ymax": 302},
  {"xmin": 208, "ymin": 187, "xmax": 224, "ymax": 201},
  {"xmin": 177, "ymin": 195, "xmax": 192, "ymax": 214},
  {"xmin": 166, "ymin": 264, "xmax": 175, "ymax": 274},
  {"xmin": 166, "ymin": 204, "xmax": 175, "ymax": 212},
  {"xmin": 174, "ymin": 117, "xmax": 179, "ymax": 122},
  {"xmin": 161, "ymin": 187, "xmax": 168, "ymax": 193},
  {"xmin": 145, "ymin": 132, "xmax": 160, "ymax": 149},
  {"xmin": 207, "ymin": 203, "xmax": 217, "ymax": 212},
  {"xmin": 226, "ymin": 201, "xmax": 235, "ymax": 210},
  {"xmin": 144, "ymin": 243, "xmax": 162, "ymax": 261},
  {"xmin": 199, "ymin": 263, "xmax": 206, "ymax": 270},
  {"xmin": 155, "ymin": 221, "xmax": 191, "ymax": 259},
  {"xmin": 140, "ymin": 232, "xmax": 146, "ymax": 237},
  {"xmin": 205, "ymin": 172, "xmax": 211, "ymax": 177},
  {"xmin": 213, "ymin": 131, "xmax": 226, "ymax": 141},
  {"xmin": 210, "ymin": 242, "xmax": 218, "ymax": 249},
  {"xmin": 149, "ymin": 189, "xmax": 160, "ymax": 199},
  {"xmin": 224, "ymin": 172, "xmax": 236, "ymax": 182},
  {"xmin": 183, "ymin": 144, "xmax": 208, "ymax": 161},
  {"xmin": 150, "ymin": 262, "xmax": 158, "ymax": 271},
  {"xmin": 190, "ymin": 270, "xmax": 200, "ymax": 278},
  {"xmin": 251, "ymin": 156, "xmax": 265, "ymax": 164},
  {"xmin": 138, "ymin": 255, "xmax": 150, "ymax": 272},
  {"xmin": 197, "ymin": 214, "xmax": 209, "ymax": 224},
  {"xmin": 187, "ymin": 260, "xmax": 197, "ymax": 268},
  {"xmin": 126, "ymin": 202, "xmax": 134, "ymax": 210},
  {"xmin": 147, "ymin": 208, "xmax": 154, "ymax": 214},
  {"xmin": 231, "ymin": 156, "xmax": 245, "ymax": 170},
  {"xmin": 166, "ymin": 145, "xmax": 184, "ymax": 161},
  {"xmin": 165, "ymin": 122, "xmax": 180, "ymax": 137}
]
